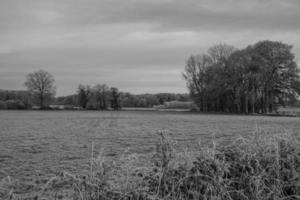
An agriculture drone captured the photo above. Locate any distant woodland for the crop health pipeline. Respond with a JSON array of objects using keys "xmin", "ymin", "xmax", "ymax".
[
  {"xmin": 0, "ymin": 88, "xmax": 190, "ymax": 110},
  {"xmin": 0, "ymin": 40, "xmax": 300, "ymax": 113}
]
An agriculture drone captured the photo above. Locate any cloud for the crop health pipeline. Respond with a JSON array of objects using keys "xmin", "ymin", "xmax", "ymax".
[{"xmin": 0, "ymin": 0, "xmax": 299, "ymax": 95}]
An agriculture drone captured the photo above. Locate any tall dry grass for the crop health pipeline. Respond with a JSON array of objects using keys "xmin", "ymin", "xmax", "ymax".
[{"xmin": 1, "ymin": 130, "xmax": 299, "ymax": 200}]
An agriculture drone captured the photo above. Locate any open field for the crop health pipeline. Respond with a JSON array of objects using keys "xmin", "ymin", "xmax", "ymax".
[{"xmin": 0, "ymin": 110, "xmax": 300, "ymax": 197}]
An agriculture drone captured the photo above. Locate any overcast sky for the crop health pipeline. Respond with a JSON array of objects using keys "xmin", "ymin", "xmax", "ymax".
[{"xmin": 0, "ymin": 0, "xmax": 299, "ymax": 96}]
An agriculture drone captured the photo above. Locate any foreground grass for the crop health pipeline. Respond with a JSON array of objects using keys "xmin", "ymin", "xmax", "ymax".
[{"xmin": 1, "ymin": 130, "xmax": 300, "ymax": 200}]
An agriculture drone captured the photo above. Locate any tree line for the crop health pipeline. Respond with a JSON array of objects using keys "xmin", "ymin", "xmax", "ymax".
[
  {"xmin": 1, "ymin": 40, "xmax": 299, "ymax": 112},
  {"xmin": 183, "ymin": 40, "xmax": 300, "ymax": 113},
  {"xmin": 0, "ymin": 69, "xmax": 189, "ymax": 110},
  {"xmin": 55, "ymin": 89, "xmax": 189, "ymax": 110},
  {"xmin": 0, "ymin": 90, "xmax": 31, "ymax": 109}
]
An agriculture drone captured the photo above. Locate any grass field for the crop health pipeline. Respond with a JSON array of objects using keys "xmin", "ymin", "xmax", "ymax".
[{"xmin": 0, "ymin": 110, "xmax": 300, "ymax": 198}]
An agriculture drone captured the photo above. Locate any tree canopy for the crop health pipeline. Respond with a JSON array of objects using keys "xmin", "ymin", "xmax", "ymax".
[
  {"xmin": 183, "ymin": 41, "xmax": 300, "ymax": 113},
  {"xmin": 24, "ymin": 69, "xmax": 56, "ymax": 109}
]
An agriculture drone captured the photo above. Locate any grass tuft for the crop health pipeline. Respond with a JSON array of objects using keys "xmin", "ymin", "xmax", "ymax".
[{"xmin": 1, "ymin": 130, "xmax": 299, "ymax": 200}]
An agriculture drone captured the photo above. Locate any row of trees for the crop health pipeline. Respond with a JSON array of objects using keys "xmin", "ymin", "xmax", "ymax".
[
  {"xmin": 183, "ymin": 41, "xmax": 300, "ymax": 113},
  {"xmin": 2, "ymin": 40, "xmax": 299, "ymax": 112},
  {"xmin": 0, "ymin": 69, "xmax": 189, "ymax": 110},
  {"xmin": 120, "ymin": 93, "xmax": 189, "ymax": 107},
  {"xmin": 56, "ymin": 88, "xmax": 190, "ymax": 110},
  {"xmin": 0, "ymin": 90, "xmax": 30, "ymax": 102},
  {"xmin": 76, "ymin": 84, "xmax": 120, "ymax": 110},
  {"xmin": 0, "ymin": 70, "xmax": 122, "ymax": 110},
  {"xmin": 0, "ymin": 90, "xmax": 31, "ymax": 109}
]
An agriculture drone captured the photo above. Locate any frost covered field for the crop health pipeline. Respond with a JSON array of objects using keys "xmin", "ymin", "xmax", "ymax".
[{"xmin": 0, "ymin": 110, "xmax": 300, "ymax": 197}]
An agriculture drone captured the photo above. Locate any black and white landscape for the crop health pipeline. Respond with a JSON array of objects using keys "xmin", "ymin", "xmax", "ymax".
[{"xmin": 0, "ymin": 0, "xmax": 299, "ymax": 199}]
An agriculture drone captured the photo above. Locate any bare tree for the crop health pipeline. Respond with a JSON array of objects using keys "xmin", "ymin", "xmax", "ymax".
[
  {"xmin": 183, "ymin": 54, "xmax": 212, "ymax": 111},
  {"xmin": 93, "ymin": 84, "xmax": 109, "ymax": 110},
  {"xmin": 24, "ymin": 69, "xmax": 56, "ymax": 109},
  {"xmin": 110, "ymin": 87, "xmax": 120, "ymax": 110},
  {"xmin": 208, "ymin": 44, "xmax": 236, "ymax": 65},
  {"xmin": 77, "ymin": 84, "xmax": 92, "ymax": 109}
]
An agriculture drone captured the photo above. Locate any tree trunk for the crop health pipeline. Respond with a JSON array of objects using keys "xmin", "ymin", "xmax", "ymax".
[
  {"xmin": 251, "ymin": 86, "xmax": 255, "ymax": 113},
  {"xmin": 200, "ymin": 93, "xmax": 204, "ymax": 112},
  {"xmin": 40, "ymin": 94, "xmax": 44, "ymax": 109},
  {"xmin": 265, "ymin": 88, "xmax": 270, "ymax": 113},
  {"xmin": 244, "ymin": 92, "xmax": 248, "ymax": 114},
  {"xmin": 205, "ymin": 94, "xmax": 208, "ymax": 112},
  {"xmin": 269, "ymin": 91, "xmax": 273, "ymax": 113}
]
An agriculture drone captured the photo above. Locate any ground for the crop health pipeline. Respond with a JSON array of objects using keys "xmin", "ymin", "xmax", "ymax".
[{"xmin": 0, "ymin": 110, "xmax": 300, "ymax": 195}]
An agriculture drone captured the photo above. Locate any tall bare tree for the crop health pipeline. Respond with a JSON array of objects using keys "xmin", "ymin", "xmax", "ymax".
[
  {"xmin": 183, "ymin": 54, "xmax": 212, "ymax": 111},
  {"xmin": 93, "ymin": 84, "xmax": 109, "ymax": 110},
  {"xmin": 24, "ymin": 69, "xmax": 56, "ymax": 109},
  {"xmin": 77, "ymin": 84, "xmax": 92, "ymax": 109},
  {"xmin": 110, "ymin": 87, "xmax": 120, "ymax": 110}
]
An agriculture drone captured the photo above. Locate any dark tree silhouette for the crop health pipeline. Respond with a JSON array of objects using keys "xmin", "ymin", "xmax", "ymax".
[
  {"xmin": 110, "ymin": 87, "xmax": 120, "ymax": 110},
  {"xmin": 24, "ymin": 69, "xmax": 56, "ymax": 109},
  {"xmin": 77, "ymin": 84, "xmax": 92, "ymax": 109},
  {"xmin": 184, "ymin": 41, "xmax": 300, "ymax": 113}
]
